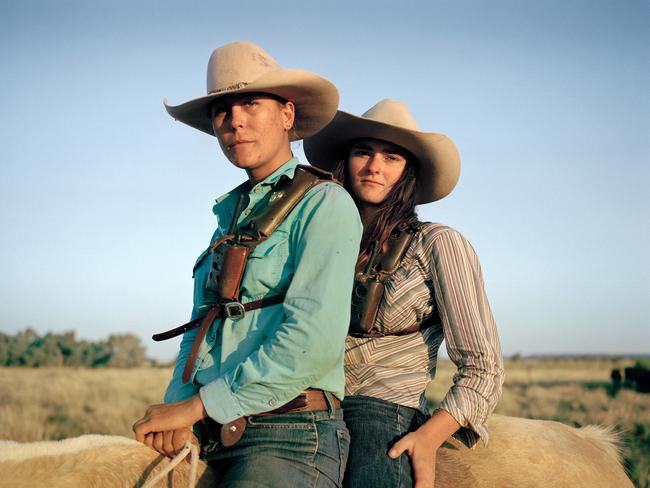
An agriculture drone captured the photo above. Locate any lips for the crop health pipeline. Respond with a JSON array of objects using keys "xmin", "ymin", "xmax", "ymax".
[
  {"xmin": 227, "ymin": 140, "xmax": 253, "ymax": 150},
  {"xmin": 360, "ymin": 179, "xmax": 384, "ymax": 187}
]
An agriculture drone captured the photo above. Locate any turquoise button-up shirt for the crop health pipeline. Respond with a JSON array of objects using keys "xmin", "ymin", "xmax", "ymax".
[{"xmin": 163, "ymin": 158, "xmax": 362, "ymax": 424}]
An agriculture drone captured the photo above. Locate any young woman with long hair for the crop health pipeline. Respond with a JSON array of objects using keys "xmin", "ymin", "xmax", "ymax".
[{"xmin": 304, "ymin": 99, "xmax": 505, "ymax": 488}]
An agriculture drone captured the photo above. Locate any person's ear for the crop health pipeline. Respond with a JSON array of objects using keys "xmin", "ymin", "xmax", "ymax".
[{"xmin": 282, "ymin": 101, "xmax": 296, "ymax": 131}]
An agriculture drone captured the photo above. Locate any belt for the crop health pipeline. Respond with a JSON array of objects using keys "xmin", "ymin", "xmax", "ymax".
[
  {"xmin": 151, "ymin": 294, "xmax": 286, "ymax": 341},
  {"xmin": 150, "ymin": 294, "xmax": 285, "ymax": 384},
  {"xmin": 201, "ymin": 389, "xmax": 340, "ymax": 447},
  {"xmin": 348, "ymin": 315, "xmax": 437, "ymax": 338}
]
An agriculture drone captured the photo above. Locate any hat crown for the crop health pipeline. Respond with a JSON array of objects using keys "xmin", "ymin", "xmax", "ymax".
[
  {"xmin": 206, "ymin": 41, "xmax": 281, "ymax": 95},
  {"xmin": 362, "ymin": 99, "xmax": 422, "ymax": 131}
]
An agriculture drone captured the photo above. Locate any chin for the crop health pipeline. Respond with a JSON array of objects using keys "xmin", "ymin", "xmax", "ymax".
[
  {"xmin": 356, "ymin": 193, "xmax": 384, "ymax": 205},
  {"xmin": 228, "ymin": 157, "xmax": 258, "ymax": 170}
]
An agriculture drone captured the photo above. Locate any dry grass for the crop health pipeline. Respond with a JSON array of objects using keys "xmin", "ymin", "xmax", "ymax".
[
  {"xmin": 0, "ymin": 367, "xmax": 170, "ymax": 441},
  {"xmin": 427, "ymin": 358, "xmax": 650, "ymax": 487},
  {"xmin": 1, "ymin": 359, "xmax": 648, "ymax": 486}
]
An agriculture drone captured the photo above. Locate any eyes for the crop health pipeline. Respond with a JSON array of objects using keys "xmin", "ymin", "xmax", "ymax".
[
  {"xmin": 212, "ymin": 97, "xmax": 260, "ymax": 119},
  {"xmin": 350, "ymin": 148, "xmax": 404, "ymax": 163},
  {"xmin": 350, "ymin": 148, "xmax": 370, "ymax": 157}
]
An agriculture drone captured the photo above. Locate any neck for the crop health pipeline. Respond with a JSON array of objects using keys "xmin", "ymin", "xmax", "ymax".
[
  {"xmin": 357, "ymin": 201, "xmax": 382, "ymax": 229},
  {"xmin": 247, "ymin": 148, "xmax": 294, "ymax": 184}
]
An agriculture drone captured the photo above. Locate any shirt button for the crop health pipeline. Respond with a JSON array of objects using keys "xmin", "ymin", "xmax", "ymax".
[
  {"xmin": 243, "ymin": 209, "xmax": 251, "ymax": 215},
  {"xmin": 268, "ymin": 399, "xmax": 277, "ymax": 407}
]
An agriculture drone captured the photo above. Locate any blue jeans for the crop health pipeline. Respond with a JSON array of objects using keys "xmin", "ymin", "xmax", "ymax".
[
  {"xmin": 201, "ymin": 393, "xmax": 349, "ymax": 487},
  {"xmin": 342, "ymin": 395, "xmax": 427, "ymax": 488}
]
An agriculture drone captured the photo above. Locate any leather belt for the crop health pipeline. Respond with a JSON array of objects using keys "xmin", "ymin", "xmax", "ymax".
[
  {"xmin": 150, "ymin": 294, "xmax": 285, "ymax": 384},
  {"xmin": 201, "ymin": 389, "xmax": 340, "ymax": 447},
  {"xmin": 257, "ymin": 388, "xmax": 340, "ymax": 416},
  {"xmin": 348, "ymin": 315, "xmax": 437, "ymax": 338}
]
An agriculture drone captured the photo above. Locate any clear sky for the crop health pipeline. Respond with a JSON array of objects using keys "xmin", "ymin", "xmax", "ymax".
[{"xmin": 1, "ymin": 0, "xmax": 648, "ymax": 360}]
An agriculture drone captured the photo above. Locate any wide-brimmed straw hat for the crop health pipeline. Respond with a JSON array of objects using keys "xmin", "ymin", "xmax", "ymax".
[
  {"xmin": 304, "ymin": 99, "xmax": 460, "ymax": 204},
  {"xmin": 164, "ymin": 41, "xmax": 339, "ymax": 140}
]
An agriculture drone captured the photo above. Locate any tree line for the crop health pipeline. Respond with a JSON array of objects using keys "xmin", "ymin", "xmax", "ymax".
[{"xmin": 0, "ymin": 328, "xmax": 147, "ymax": 367}]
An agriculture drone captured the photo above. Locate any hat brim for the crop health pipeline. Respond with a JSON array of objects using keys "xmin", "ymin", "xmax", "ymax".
[
  {"xmin": 164, "ymin": 69, "xmax": 339, "ymax": 141},
  {"xmin": 303, "ymin": 111, "xmax": 460, "ymax": 204}
]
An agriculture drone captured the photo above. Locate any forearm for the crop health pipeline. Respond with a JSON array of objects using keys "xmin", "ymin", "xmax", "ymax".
[
  {"xmin": 416, "ymin": 409, "xmax": 461, "ymax": 449},
  {"xmin": 133, "ymin": 394, "xmax": 208, "ymax": 442},
  {"xmin": 430, "ymin": 229, "xmax": 504, "ymax": 442},
  {"xmin": 387, "ymin": 407, "xmax": 462, "ymax": 486}
]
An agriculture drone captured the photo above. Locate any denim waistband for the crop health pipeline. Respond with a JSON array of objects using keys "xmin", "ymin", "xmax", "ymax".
[
  {"xmin": 197, "ymin": 391, "xmax": 344, "ymax": 452},
  {"xmin": 342, "ymin": 394, "xmax": 427, "ymax": 422}
]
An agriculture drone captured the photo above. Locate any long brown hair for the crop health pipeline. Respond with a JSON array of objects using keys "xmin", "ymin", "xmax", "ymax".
[{"xmin": 334, "ymin": 149, "xmax": 419, "ymax": 270}]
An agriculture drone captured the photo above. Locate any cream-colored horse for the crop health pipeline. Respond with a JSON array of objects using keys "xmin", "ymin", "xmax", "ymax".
[
  {"xmin": 437, "ymin": 415, "xmax": 632, "ymax": 487},
  {"xmin": 0, "ymin": 415, "xmax": 632, "ymax": 487}
]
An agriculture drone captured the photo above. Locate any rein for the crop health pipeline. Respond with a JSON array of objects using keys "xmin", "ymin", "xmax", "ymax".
[{"xmin": 140, "ymin": 441, "xmax": 199, "ymax": 488}]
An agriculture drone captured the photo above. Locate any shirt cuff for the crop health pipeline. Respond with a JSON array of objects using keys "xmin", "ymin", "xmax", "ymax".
[
  {"xmin": 199, "ymin": 377, "xmax": 245, "ymax": 424},
  {"xmin": 438, "ymin": 390, "xmax": 490, "ymax": 448}
]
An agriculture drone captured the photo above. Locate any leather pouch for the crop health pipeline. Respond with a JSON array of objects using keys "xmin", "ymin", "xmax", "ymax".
[
  {"xmin": 350, "ymin": 279, "xmax": 385, "ymax": 334},
  {"xmin": 210, "ymin": 242, "xmax": 251, "ymax": 301}
]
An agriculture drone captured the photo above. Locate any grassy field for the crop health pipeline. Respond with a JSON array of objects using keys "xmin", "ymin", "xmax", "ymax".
[{"xmin": 1, "ymin": 358, "xmax": 648, "ymax": 486}]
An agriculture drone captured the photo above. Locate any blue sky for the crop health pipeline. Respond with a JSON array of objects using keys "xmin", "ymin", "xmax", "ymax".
[{"xmin": 1, "ymin": 0, "xmax": 648, "ymax": 359}]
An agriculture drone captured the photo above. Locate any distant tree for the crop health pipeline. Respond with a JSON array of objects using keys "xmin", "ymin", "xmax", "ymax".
[
  {"xmin": 106, "ymin": 334, "xmax": 146, "ymax": 367},
  {"xmin": 8, "ymin": 328, "xmax": 39, "ymax": 365},
  {"xmin": 0, "ymin": 333, "xmax": 9, "ymax": 365},
  {"xmin": 0, "ymin": 329, "xmax": 148, "ymax": 368}
]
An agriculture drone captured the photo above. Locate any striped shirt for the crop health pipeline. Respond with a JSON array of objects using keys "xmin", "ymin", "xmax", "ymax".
[{"xmin": 344, "ymin": 222, "xmax": 504, "ymax": 447}]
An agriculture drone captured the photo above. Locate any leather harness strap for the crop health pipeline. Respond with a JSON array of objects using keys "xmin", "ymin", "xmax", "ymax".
[
  {"xmin": 181, "ymin": 305, "xmax": 219, "ymax": 384},
  {"xmin": 152, "ymin": 294, "xmax": 286, "ymax": 342},
  {"xmin": 180, "ymin": 295, "xmax": 286, "ymax": 383},
  {"xmin": 349, "ymin": 225, "xmax": 420, "ymax": 336}
]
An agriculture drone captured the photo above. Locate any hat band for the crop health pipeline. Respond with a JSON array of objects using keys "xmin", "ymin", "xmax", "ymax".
[{"xmin": 209, "ymin": 81, "xmax": 250, "ymax": 95}]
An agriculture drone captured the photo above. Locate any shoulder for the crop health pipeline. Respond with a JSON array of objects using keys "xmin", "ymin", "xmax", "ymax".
[
  {"xmin": 302, "ymin": 180, "xmax": 358, "ymax": 214},
  {"xmin": 414, "ymin": 222, "xmax": 477, "ymax": 259},
  {"xmin": 285, "ymin": 180, "xmax": 361, "ymax": 238},
  {"xmin": 416, "ymin": 221, "xmax": 467, "ymax": 245}
]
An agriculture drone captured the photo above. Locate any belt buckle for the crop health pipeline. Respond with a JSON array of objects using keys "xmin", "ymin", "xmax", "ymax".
[{"xmin": 224, "ymin": 301, "xmax": 245, "ymax": 320}]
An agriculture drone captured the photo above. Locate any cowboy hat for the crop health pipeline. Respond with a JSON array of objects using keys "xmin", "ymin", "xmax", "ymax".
[
  {"xmin": 164, "ymin": 41, "xmax": 339, "ymax": 140},
  {"xmin": 303, "ymin": 99, "xmax": 461, "ymax": 204}
]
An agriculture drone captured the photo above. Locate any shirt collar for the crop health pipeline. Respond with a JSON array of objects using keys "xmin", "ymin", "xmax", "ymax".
[
  {"xmin": 255, "ymin": 157, "xmax": 300, "ymax": 188},
  {"xmin": 213, "ymin": 157, "xmax": 300, "ymax": 211}
]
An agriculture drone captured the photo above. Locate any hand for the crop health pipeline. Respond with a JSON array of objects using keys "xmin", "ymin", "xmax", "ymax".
[
  {"xmin": 133, "ymin": 395, "xmax": 207, "ymax": 443},
  {"xmin": 388, "ymin": 430, "xmax": 437, "ymax": 488},
  {"xmin": 143, "ymin": 428, "xmax": 200, "ymax": 459}
]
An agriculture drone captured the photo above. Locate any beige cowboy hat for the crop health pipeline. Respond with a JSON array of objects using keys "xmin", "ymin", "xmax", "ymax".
[
  {"xmin": 304, "ymin": 99, "xmax": 461, "ymax": 204},
  {"xmin": 164, "ymin": 41, "xmax": 339, "ymax": 140}
]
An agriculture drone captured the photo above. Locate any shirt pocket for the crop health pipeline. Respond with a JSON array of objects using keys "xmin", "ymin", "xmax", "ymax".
[{"xmin": 241, "ymin": 229, "xmax": 290, "ymax": 294}]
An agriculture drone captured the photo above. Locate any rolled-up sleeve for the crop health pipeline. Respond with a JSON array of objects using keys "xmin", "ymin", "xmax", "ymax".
[
  {"xmin": 428, "ymin": 229, "xmax": 504, "ymax": 447},
  {"xmin": 199, "ymin": 184, "xmax": 362, "ymax": 423},
  {"xmin": 163, "ymin": 328, "xmax": 201, "ymax": 404},
  {"xmin": 163, "ymin": 248, "xmax": 213, "ymax": 404}
]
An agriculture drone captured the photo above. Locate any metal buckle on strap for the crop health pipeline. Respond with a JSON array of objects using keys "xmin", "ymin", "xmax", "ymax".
[{"xmin": 224, "ymin": 301, "xmax": 245, "ymax": 320}]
